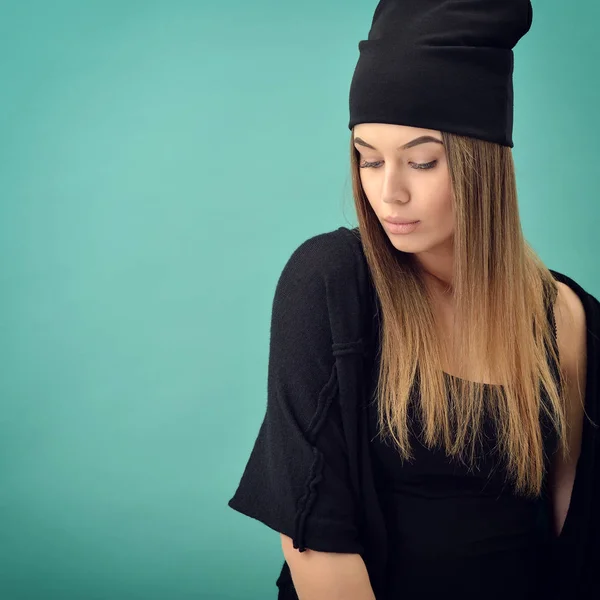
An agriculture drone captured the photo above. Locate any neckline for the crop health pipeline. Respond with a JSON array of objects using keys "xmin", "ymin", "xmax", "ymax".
[{"xmin": 442, "ymin": 370, "xmax": 502, "ymax": 387}]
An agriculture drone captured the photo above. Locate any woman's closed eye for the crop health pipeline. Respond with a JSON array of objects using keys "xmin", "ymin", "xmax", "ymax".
[{"xmin": 359, "ymin": 159, "xmax": 438, "ymax": 170}]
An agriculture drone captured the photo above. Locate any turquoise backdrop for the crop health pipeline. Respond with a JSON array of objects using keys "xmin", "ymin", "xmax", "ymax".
[{"xmin": 1, "ymin": 0, "xmax": 598, "ymax": 598}]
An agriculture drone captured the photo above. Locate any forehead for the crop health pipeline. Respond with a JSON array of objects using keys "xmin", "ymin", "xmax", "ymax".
[
  {"xmin": 353, "ymin": 125, "xmax": 444, "ymax": 153},
  {"xmin": 353, "ymin": 123, "xmax": 440, "ymax": 139}
]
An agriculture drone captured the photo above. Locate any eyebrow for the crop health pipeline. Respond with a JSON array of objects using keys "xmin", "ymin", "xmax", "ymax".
[{"xmin": 353, "ymin": 135, "xmax": 444, "ymax": 151}]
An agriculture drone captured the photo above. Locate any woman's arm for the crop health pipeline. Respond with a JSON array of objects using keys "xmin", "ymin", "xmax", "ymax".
[
  {"xmin": 281, "ymin": 534, "xmax": 377, "ymax": 600},
  {"xmin": 549, "ymin": 281, "xmax": 587, "ymax": 537}
]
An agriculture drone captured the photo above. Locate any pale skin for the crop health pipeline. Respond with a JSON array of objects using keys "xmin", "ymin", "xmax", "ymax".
[{"xmin": 280, "ymin": 123, "xmax": 587, "ymax": 599}]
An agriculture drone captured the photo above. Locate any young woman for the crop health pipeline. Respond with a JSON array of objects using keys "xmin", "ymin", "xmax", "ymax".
[
  {"xmin": 228, "ymin": 2, "xmax": 599, "ymax": 598},
  {"xmin": 283, "ymin": 123, "xmax": 587, "ymax": 600}
]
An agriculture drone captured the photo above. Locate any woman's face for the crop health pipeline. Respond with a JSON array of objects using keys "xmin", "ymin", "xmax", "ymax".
[{"xmin": 353, "ymin": 123, "xmax": 455, "ymax": 256}]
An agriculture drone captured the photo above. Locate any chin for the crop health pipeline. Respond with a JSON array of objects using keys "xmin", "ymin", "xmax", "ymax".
[{"xmin": 386, "ymin": 236, "xmax": 421, "ymax": 253}]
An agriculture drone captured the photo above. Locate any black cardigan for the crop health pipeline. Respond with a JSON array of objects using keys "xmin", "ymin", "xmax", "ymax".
[{"xmin": 227, "ymin": 226, "xmax": 599, "ymax": 600}]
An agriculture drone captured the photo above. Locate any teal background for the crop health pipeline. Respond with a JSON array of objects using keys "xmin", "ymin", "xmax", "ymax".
[{"xmin": 0, "ymin": 1, "xmax": 598, "ymax": 598}]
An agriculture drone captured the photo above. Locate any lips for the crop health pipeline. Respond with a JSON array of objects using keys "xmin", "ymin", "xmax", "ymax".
[{"xmin": 384, "ymin": 217, "xmax": 419, "ymax": 225}]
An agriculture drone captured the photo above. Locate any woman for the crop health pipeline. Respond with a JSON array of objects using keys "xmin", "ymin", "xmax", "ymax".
[
  {"xmin": 333, "ymin": 123, "xmax": 584, "ymax": 599},
  {"xmin": 228, "ymin": 1, "xmax": 599, "ymax": 598}
]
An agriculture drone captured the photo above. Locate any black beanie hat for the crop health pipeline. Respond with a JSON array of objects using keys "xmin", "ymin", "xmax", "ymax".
[{"xmin": 348, "ymin": 0, "xmax": 533, "ymax": 147}]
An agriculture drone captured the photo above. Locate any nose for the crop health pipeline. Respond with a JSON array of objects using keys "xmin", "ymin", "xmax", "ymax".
[
  {"xmin": 382, "ymin": 182, "xmax": 410, "ymax": 205},
  {"xmin": 380, "ymin": 168, "xmax": 410, "ymax": 205}
]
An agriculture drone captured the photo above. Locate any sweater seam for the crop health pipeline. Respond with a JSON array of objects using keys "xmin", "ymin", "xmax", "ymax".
[{"xmin": 293, "ymin": 361, "xmax": 339, "ymax": 552}]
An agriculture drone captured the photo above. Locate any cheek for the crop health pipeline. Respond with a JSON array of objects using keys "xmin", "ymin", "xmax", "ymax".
[
  {"xmin": 440, "ymin": 195, "xmax": 454, "ymax": 216},
  {"xmin": 359, "ymin": 173, "xmax": 373, "ymax": 195},
  {"xmin": 430, "ymin": 177, "xmax": 454, "ymax": 215},
  {"xmin": 422, "ymin": 192, "xmax": 453, "ymax": 220},
  {"xmin": 428, "ymin": 170, "xmax": 453, "ymax": 213},
  {"xmin": 360, "ymin": 179, "xmax": 379, "ymax": 210},
  {"xmin": 438, "ymin": 202, "xmax": 455, "ymax": 233}
]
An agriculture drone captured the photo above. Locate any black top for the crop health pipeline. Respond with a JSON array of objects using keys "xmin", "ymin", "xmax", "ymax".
[
  {"xmin": 368, "ymin": 351, "xmax": 560, "ymax": 598},
  {"xmin": 227, "ymin": 226, "xmax": 600, "ymax": 600}
]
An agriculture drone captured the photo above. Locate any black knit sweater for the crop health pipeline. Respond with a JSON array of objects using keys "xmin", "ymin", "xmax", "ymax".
[{"xmin": 228, "ymin": 226, "xmax": 600, "ymax": 600}]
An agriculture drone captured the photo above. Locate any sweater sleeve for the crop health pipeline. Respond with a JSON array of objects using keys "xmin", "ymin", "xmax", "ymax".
[{"xmin": 227, "ymin": 233, "xmax": 364, "ymax": 555}]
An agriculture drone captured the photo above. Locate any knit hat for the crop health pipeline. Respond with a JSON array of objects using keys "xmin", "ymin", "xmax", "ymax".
[{"xmin": 348, "ymin": 0, "xmax": 533, "ymax": 147}]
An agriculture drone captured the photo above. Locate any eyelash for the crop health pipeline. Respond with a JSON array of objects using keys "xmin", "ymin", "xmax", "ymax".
[{"xmin": 359, "ymin": 159, "xmax": 438, "ymax": 170}]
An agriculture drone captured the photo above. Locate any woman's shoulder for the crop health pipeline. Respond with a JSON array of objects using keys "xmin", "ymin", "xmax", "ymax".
[
  {"xmin": 549, "ymin": 268, "xmax": 598, "ymax": 306},
  {"xmin": 553, "ymin": 278, "xmax": 587, "ymax": 369},
  {"xmin": 278, "ymin": 226, "xmax": 370, "ymax": 294},
  {"xmin": 276, "ymin": 226, "xmax": 374, "ymax": 345},
  {"xmin": 549, "ymin": 273, "xmax": 596, "ymax": 452},
  {"xmin": 550, "ymin": 270, "xmax": 599, "ymax": 339}
]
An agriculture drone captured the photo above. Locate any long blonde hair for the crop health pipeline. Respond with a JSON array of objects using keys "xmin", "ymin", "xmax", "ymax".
[{"xmin": 349, "ymin": 129, "xmax": 568, "ymax": 498}]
